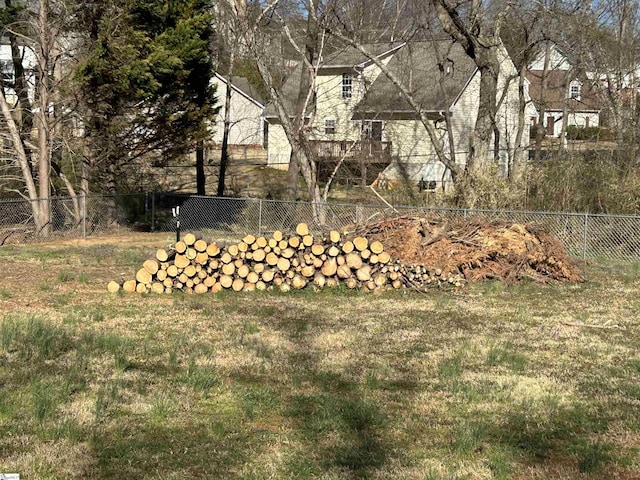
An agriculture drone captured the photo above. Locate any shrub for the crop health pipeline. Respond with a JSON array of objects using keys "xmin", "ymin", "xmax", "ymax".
[{"xmin": 566, "ymin": 126, "xmax": 614, "ymax": 141}]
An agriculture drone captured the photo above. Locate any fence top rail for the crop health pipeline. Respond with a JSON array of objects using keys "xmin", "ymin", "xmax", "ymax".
[
  {"xmin": 4, "ymin": 192, "xmax": 640, "ymax": 222},
  {"xmin": 168, "ymin": 194, "xmax": 640, "ymax": 220},
  {"xmin": 0, "ymin": 193, "xmax": 147, "ymax": 205}
]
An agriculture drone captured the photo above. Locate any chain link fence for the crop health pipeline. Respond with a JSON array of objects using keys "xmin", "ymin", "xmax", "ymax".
[{"xmin": 2, "ymin": 193, "xmax": 640, "ymax": 262}]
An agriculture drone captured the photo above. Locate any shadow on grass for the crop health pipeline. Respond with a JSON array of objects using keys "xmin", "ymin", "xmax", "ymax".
[
  {"xmin": 268, "ymin": 303, "xmax": 404, "ymax": 478},
  {"xmin": 286, "ymin": 388, "xmax": 389, "ymax": 475},
  {"xmin": 484, "ymin": 401, "xmax": 615, "ymax": 472},
  {"xmin": 89, "ymin": 421, "xmax": 250, "ymax": 478}
]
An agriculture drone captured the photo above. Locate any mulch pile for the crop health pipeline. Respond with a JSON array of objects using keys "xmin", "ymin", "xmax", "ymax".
[{"xmin": 351, "ymin": 216, "xmax": 584, "ymax": 284}]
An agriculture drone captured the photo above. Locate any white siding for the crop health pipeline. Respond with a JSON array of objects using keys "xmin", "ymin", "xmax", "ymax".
[
  {"xmin": 529, "ymin": 45, "xmax": 572, "ymax": 71},
  {"xmin": 211, "ymin": 77, "xmax": 264, "ymax": 146},
  {"xmin": 267, "ymin": 122, "xmax": 291, "ymax": 170},
  {"xmin": 313, "ymin": 73, "xmax": 362, "ymax": 141},
  {"xmin": 0, "ymin": 43, "xmax": 36, "ymax": 105},
  {"xmin": 495, "ymin": 45, "xmax": 530, "ymax": 172},
  {"xmin": 265, "ymin": 56, "xmax": 394, "ymax": 158},
  {"xmin": 450, "ymin": 71, "xmax": 480, "ymax": 168}
]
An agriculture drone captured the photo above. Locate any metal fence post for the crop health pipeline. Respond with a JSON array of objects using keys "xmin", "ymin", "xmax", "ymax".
[
  {"xmin": 258, "ymin": 199, "xmax": 263, "ymax": 236},
  {"xmin": 151, "ymin": 192, "xmax": 156, "ymax": 231},
  {"xmin": 82, "ymin": 195, "xmax": 87, "ymax": 239},
  {"xmin": 583, "ymin": 212, "xmax": 588, "ymax": 260}
]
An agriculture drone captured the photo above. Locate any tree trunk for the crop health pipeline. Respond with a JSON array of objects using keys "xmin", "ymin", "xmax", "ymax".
[
  {"xmin": 218, "ymin": 51, "xmax": 234, "ymax": 197},
  {"xmin": 36, "ymin": 0, "xmax": 51, "ymax": 235},
  {"xmin": 534, "ymin": 44, "xmax": 551, "ymax": 164},
  {"xmin": 511, "ymin": 62, "xmax": 528, "ymax": 180},
  {"xmin": 196, "ymin": 139, "xmax": 206, "ymax": 195},
  {"xmin": 8, "ymin": 32, "xmax": 33, "ymax": 166},
  {"xmin": 287, "ymin": 150, "xmax": 300, "ymax": 199},
  {"xmin": 0, "ymin": 88, "xmax": 41, "ymax": 225},
  {"xmin": 467, "ymin": 53, "xmax": 500, "ymax": 176}
]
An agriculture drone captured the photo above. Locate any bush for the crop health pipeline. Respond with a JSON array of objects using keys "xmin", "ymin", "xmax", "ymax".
[
  {"xmin": 566, "ymin": 126, "xmax": 615, "ymax": 141},
  {"xmin": 526, "ymin": 150, "xmax": 640, "ymax": 214}
]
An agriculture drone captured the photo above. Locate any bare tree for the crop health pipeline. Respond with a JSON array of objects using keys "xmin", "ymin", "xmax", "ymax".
[
  {"xmin": 577, "ymin": 0, "xmax": 640, "ymax": 146},
  {"xmin": 241, "ymin": 0, "xmax": 328, "ymax": 210},
  {"xmin": 323, "ymin": 0, "xmax": 528, "ymax": 205},
  {"xmin": 0, "ymin": 0, "xmax": 72, "ymax": 235}
]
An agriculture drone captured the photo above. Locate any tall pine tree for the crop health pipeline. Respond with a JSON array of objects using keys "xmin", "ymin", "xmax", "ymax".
[{"xmin": 77, "ymin": 0, "xmax": 217, "ymax": 195}]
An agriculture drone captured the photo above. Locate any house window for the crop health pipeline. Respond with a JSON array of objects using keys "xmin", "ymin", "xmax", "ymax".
[
  {"xmin": 342, "ymin": 74, "xmax": 353, "ymax": 99},
  {"xmin": 570, "ymin": 81, "xmax": 581, "ymax": 100},
  {"xmin": 324, "ymin": 118, "xmax": 336, "ymax": 135},
  {"xmin": 585, "ymin": 116, "xmax": 590, "ymax": 128},
  {"xmin": 439, "ymin": 59, "xmax": 454, "ymax": 76},
  {"xmin": 1, "ymin": 60, "xmax": 13, "ymax": 84},
  {"xmin": 362, "ymin": 120, "xmax": 383, "ymax": 141}
]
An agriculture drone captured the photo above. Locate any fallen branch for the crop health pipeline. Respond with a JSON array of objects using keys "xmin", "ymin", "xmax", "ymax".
[
  {"xmin": 561, "ymin": 321, "xmax": 625, "ymax": 330},
  {"xmin": 369, "ymin": 185, "xmax": 398, "ymax": 214}
]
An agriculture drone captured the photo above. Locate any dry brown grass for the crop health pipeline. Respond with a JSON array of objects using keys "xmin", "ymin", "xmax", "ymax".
[{"xmin": 0, "ymin": 233, "xmax": 638, "ymax": 479}]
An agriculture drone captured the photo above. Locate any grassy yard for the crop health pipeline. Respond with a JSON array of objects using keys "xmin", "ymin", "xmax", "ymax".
[{"xmin": 0, "ymin": 233, "xmax": 638, "ymax": 479}]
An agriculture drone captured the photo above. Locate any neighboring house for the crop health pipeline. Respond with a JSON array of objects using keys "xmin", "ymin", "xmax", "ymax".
[
  {"xmin": 526, "ymin": 44, "xmax": 602, "ymax": 138},
  {"xmin": 265, "ymin": 39, "xmax": 530, "ymax": 188},
  {"xmin": 0, "ymin": 39, "xmax": 36, "ymax": 105},
  {"xmin": 211, "ymin": 73, "xmax": 265, "ymax": 148}
]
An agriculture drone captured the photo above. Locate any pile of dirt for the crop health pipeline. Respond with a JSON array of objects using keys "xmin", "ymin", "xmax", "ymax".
[{"xmin": 351, "ymin": 216, "xmax": 584, "ymax": 284}]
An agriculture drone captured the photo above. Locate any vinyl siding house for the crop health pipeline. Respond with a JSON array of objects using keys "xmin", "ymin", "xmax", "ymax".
[
  {"xmin": 526, "ymin": 44, "xmax": 602, "ymax": 138},
  {"xmin": 0, "ymin": 40, "xmax": 36, "ymax": 105},
  {"xmin": 266, "ymin": 39, "xmax": 531, "ymax": 189},
  {"xmin": 266, "ymin": 42, "xmax": 403, "ymax": 174},
  {"xmin": 211, "ymin": 73, "xmax": 265, "ymax": 147}
]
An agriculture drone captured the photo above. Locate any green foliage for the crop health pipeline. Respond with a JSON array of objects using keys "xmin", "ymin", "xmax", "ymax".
[
  {"xmin": 76, "ymin": 0, "xmax": 218, "ymax": 193},
  {"xmin": 0, "ymin": 3, "xmax": 24, "ymax": 32},
  {"xmin": 566, "ymin": 126, "xmax": 615, "ymax": 141}
]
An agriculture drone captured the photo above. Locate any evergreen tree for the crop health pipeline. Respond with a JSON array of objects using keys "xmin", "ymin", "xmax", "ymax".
[{"xmin": 77, "ymin": 0, "xmax": 217, "ymax": 194}]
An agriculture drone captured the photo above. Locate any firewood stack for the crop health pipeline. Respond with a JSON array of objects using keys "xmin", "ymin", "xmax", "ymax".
[{"xmin": 107, "ymin": 223, "xmax": 465, "ymax": 294}]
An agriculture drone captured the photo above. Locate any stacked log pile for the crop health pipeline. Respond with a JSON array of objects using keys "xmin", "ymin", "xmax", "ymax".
[{"xmin": 108, "ymin": 224, "xmax": 465, "ymax": 294}]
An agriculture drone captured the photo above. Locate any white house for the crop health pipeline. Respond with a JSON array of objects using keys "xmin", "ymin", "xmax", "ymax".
[
  {"xmin": 0, "ymin": 39, "xmax": 37, "ymax": 105},
  {"xmin": 265, "ymin": 40, "xmax": 531, "ymax": 189},
  {"xmin": 211, "ymin": 73, "xmax": 265, "ymax": 147},
  {"xmin": 527, "ymin": 44, "xmax": 602, "ymax": 137}
]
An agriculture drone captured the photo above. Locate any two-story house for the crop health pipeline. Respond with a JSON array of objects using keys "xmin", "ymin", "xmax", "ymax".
[
  {"xmin": 526, "ymin": 44, "xmax": 602, "ymax": 138},
  {"xmin": 265, "ymin": 39, "xmax": 530, "ymax": 189}
]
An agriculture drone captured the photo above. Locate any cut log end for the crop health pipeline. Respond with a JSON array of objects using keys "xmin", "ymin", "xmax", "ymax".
[{"xmin": 296, "ymin": 223, "xmax": 309, "ymax": 236}]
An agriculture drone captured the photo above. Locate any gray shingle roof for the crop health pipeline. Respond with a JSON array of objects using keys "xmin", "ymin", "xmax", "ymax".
[
  {"xmin": 321, "ymin": 41, "xmax": 404, "ymax": 67},
  {"xmin": 264, "ymin": 40, "xmax": 478, "ymax": 119},
  {"xmin": 229, "ymin": 76, "xmax": 264, "ymax": 105},
  {"xmin": 264, "ymin": 42, "xmax": 404, "ymax": 119},
  {"xmin": 264, "ymin": 64, "xmax": 304, "ymax": 118},
  {"xmin": 353, "ymin": 40, "xmax": 477, "ymax": 116}
]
